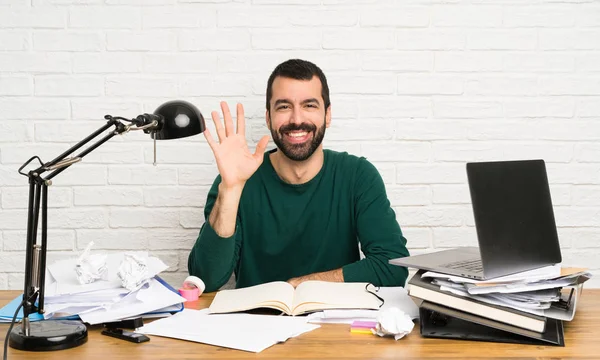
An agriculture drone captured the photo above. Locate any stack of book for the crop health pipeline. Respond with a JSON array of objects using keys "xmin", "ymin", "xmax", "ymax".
[{"xmin": 407, "ymin": 267, "xmax": 591, "ymax": 346}]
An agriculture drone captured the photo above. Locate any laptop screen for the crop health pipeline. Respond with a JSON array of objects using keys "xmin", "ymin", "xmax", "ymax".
[{"xmin": 467, "ymin": 159, "xmax": 562, "ymax": 279}]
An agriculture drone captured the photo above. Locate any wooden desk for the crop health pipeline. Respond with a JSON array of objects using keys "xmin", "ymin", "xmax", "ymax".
[{"xmin": 1, "ymin": 289, "xmax": 598, "ymax": 359}]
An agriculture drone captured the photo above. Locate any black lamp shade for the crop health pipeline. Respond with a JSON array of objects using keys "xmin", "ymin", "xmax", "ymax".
[{"xmin": 153, "ymin": 100, "xmax": 205, "ymax": 140}]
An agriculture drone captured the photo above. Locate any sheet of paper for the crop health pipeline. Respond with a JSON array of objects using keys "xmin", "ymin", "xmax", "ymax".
[
  {"xmin": 433, "ymin": 281, "xmax": 586, "ymax": 320},
  {"xmin": 137, "ymin": 309, "xmax": 320, "ymax": 353},
  {"xmin": 476, "ymin": 284, "xmax": 582, "ymax": 321},
  {"xmin": 45, "ymin": 287, "xmax": 129, "ymax": 304},
  {"xmin": 438, "ymin": 284, "xmax": 552, "ymax": 311},
  {"xmin": 43, "ymin": 304, "xmax": 106, "ymax": 320},
  {"xmin": 79, "ymin": 277, "xmax": 185, "ymax": 325},
  {"xmin": 422, "ymin": 264, "xmax": 562, "ymax": 285},
  {"xmin": 308, "ymin": 315, "xmax": 378, "ymax": 324},
  {"xmin": 465, "ymin": 272, "xmax": 591, "ymax": 294},
  {"xmin": 47, "ymin": 252, "xmax": 168, "ymax": 295},
  {"xmin": 307, "ymin": 286, "xmax": 419, "ymax": 324},
  {"xmin": 307, "ymin": 310, "xmax": 378, "ymax": 324}
]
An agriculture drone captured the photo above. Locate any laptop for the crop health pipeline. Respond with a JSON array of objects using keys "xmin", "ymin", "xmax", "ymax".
[{"xmin": 390, "ymin": 159, "xmax": 562, "ymax": 280}]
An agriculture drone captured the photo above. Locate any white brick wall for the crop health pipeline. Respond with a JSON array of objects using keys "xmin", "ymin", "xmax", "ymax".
[{"xmin": 1, "ymin": 0, "xmax": 600, "ymax": 291}]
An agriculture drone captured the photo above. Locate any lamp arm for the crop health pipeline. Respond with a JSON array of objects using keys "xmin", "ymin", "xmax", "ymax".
[
  {"xmin": 9, "ymin": 100, "xmax": 202, "ymax": 352},
  {"xmin": 18, "ymin": 116, "xmax": 135, "ymax": 330},
  {"xmin": 45, "ymin": 125, "xmax": 121, "ymax": 181}
]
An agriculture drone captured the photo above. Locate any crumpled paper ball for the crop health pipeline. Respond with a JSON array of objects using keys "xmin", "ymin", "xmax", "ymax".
[
  {"xmin": 117, "ymin": 253, "xmax": 149, "ymax": 291},
  {"xmin": 75, "ymin": 241, "xmax": 108, "ymax": 285},
  {"xmin": 372, "ymin": 307, "xmax": 415, "ymax": 340}
]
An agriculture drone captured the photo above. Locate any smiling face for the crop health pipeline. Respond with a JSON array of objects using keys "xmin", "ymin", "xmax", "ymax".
[{"xmin": 266, "ymin": 76, "xmax": 331, "ymax": 162}]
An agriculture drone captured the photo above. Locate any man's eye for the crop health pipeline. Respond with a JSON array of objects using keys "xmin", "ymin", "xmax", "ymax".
[
  {"xmin": 277, "ymin": 105, "xmax": 289, "ymax": 110},
  {"xmin": 305, "ymin": 104, "xmax": 317, "ymax": 108}
]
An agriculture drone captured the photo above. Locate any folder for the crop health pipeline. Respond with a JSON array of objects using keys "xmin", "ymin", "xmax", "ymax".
[
  {"xmin": 0, "ymin": 296, "xmax": 46, "ymax": 323},
  {"xmin": 419, "ymin": 301, "xmax": 564, "ymax": 346}
]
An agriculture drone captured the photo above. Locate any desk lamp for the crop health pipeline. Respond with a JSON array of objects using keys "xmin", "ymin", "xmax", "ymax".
[{"xmin": 7, "ymin": 100, "xmax": 205, "ymax": 352}]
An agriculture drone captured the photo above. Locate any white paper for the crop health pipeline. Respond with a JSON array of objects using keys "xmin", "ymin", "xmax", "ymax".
[
  {"xmin": 75, "ymin": 241, "xmax": 108, "ymax": 285},
  {"xmin": 373, "ymin": 307, "xmax": 414, "ymax": 340},
  {"xmin": 433, "ymin": 279, "xmax": 560, "ymax": 304},
  {"xmin": 79, "ymin": 278, "xmax": 186, "ymax": 325},
  {"xmin": 43, "ymin": 303, "xmax": 106, "ymax": 319},
  {"xmin": 307, "ymin": 309, "xmax": 377, "ymax": 324},
  {"xmin": 45, "ymin": 287, "xmax": 130, "ymax": 304},
  {"xmin": 422, "ymin": 264, "xmax": 562, "ymax": 285},
  {"xmin": 465, "ymin": 272, "xmax": 591, "ymax": 294},
  {"xmin": 117, "ymin": 253, "xmax": 149, "ymax": 291},
  {"xmin": 378, "ymin": 287, "xmax": 419, "ymax": 318},
  {"xmin": 48, "ymin": 253, "xmax": 168, "ymax": 295},
  {"xmin": 307, "ymin": 286, "xmax": 419, "ymax": 324},
  {"xmin": 49, "ymin": 251, "xmax": 146, "ymax": 284},
  {"xmin": 137, "ymin": 309, "xmax": 320, "ymax": 353},
  {"xmin": 487, "ymin": 284, "xmax": 583, "ymax": 321}
]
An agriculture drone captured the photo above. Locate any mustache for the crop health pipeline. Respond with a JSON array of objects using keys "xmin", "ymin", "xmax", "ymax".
[{"xmin": 279, "ymin": 123, "xmax": 317, "ymax": 135}]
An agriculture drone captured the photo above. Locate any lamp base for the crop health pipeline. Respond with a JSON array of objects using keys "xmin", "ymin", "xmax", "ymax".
[{"xmin": 9, "ymin": 319, "xmax": 88, "ymax": 351}]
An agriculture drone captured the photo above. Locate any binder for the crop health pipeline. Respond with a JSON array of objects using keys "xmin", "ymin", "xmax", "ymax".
[
  {"xmin": 419, "ymin": 301, "xmax": 564, "ymax": 346},
  {"xmin": 408, "ymin": 270, "xmax": 547, "ymax": 332}
]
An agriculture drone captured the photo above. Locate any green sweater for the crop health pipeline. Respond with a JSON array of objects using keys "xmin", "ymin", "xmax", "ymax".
[{"xmin": 188, "ymin": 149, "xmax": 409, "ymax": 292}]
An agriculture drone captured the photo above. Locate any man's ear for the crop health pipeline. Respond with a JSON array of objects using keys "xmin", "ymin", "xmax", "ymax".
[
  {"xmin": 325, "ymin": 105, "xmax": 332, "ymax": 128},
  {"xmin": 265, "ymin": 110, "xmax": 270, "ymax": 129}
]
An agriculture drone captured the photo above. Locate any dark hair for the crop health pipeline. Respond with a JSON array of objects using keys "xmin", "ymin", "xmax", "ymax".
[{"xmin": 265, "ymin": 59, "xmax": 330, "ymax": 112}]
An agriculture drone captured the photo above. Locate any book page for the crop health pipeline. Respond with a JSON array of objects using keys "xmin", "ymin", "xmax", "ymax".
[
  {"xmin": 209, "ymin": 281, "xmax": 295, "ymax": 315},
  {"xmin": 291, "ymin": 281, "xmax": 381, "ymax": 315}
]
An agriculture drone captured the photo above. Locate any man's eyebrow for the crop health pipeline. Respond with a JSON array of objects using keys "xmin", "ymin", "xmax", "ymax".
[
  {"xmin": 273, "ymin": 98, "xmax": 320, "ymax": 107},
  {"xmin": 273, "ymin": 99, "xmax": 292, "ymax": 107},
  {"xmin": 301, "ymin": 98, "xmax": 320, "ymax": 105}
]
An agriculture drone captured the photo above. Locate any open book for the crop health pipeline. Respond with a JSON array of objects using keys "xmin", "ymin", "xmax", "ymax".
[{"xmin": 208, "ymin": 281, "xmax": 382, "ymax": 316}]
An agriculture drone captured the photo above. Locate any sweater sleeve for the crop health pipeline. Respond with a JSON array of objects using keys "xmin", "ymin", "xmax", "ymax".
[
  {"xmin": 342, "ymin": 158, "xmax": 410, "ymax": 287},
  {"xmin": 187, "ymin": 175, "xmax": 243, "ymax": 292}
]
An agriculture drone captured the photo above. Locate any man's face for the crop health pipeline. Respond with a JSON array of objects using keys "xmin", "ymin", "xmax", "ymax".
[{"xmin": 266, "ymin": 76, "xmax": 331, "ymax": 162}]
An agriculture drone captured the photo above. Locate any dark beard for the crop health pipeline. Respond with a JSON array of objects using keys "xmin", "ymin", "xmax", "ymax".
[{"xmin": 269, "ymin": 117, "xmax": 326, "ymax": 162}]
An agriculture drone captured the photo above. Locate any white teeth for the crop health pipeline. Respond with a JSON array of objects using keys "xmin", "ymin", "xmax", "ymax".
[{"xmin": 288, "ymin": 132, "xmax": 307, "ymax": 138}]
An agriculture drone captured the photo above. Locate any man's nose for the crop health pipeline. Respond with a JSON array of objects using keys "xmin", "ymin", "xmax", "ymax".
[{"xmin": 289, "ymin": 107, "xmax": 303, "ymax": 124}]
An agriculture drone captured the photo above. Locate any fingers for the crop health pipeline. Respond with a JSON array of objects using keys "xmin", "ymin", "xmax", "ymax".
[
  {"xmin": 211, "ymin": 110, "xmax": 226, "ymax": 143},
  {"xmin": 236, "ymin": 103, "xmax": 245, "ymax": 137},
  {"xmin": 253, "ymin": 135, "xmax": 270, "ymax": 161},
  {"xmin": 221, "ymin": 101, "xmax": 235, "ymax": 137},
  {"xmin": 203, "ymin": 128, "xmax": 217, "ymax": 151},
  {"xmin": 211, "ymin": 101, "xmax": 246, "ymax": 144}
]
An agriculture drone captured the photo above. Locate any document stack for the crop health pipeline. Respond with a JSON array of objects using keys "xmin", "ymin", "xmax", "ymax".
[
  {"xmin": 0, "ymin": 251, "xmax": 186, "ymax": 325},
  {"xmin": 406, "ymin": 265, "xmax": 591, "ymax": 346}
]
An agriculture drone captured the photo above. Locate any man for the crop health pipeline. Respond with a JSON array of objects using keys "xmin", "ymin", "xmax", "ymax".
[{"xmin": 188, "ymin": 59, "xmax": 409, "ymax": 292}]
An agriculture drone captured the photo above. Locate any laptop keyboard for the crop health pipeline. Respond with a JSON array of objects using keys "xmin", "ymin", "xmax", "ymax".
[{"xmin": 441, "ymin": 259, "xmax": 484, "ymax": 273}]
